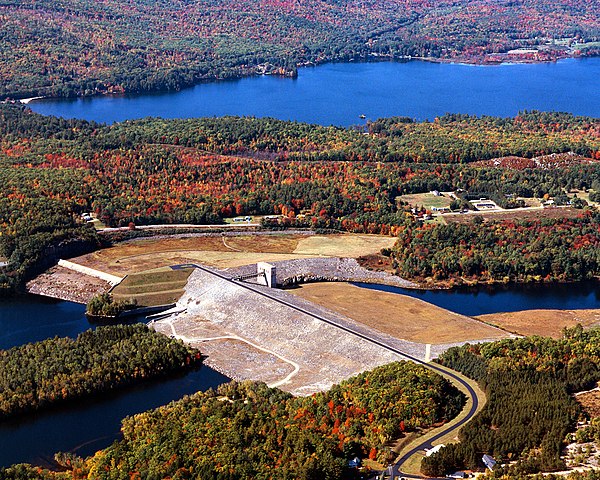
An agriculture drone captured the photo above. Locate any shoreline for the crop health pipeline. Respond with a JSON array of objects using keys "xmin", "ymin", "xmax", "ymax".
[
  {"xmin": 10, "ymin": 54, "xmax": 596, "ymax": 105},
  {"xmin": 19, "ymin": 96, "xmax": 45, "ymax": 104}
]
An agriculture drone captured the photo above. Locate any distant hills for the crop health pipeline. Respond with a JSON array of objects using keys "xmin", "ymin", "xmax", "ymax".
[{"xmin": 0, "ymin": 0, "xmax": 598, "ymax": 98}]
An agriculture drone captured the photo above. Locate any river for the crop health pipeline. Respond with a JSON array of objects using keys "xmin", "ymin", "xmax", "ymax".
[
  {"xmin": 28, "ymin": 58, "xmax": 600, "ymax": 126},
  {"xmin": 356, "ymin": 281, "xmax": 600, "ymax": 317},
  {"xmin": 0, "ymin": 295, "xmax": 228, "ymax": 468}
]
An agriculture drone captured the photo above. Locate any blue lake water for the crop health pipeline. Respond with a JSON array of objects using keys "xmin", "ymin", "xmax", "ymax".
[
  {"xmin": 356, "ymin": 281, "xmax": 600, "ymax": 317},
  {"xmin": 29, "ymin": 58, "xmax": 600, "ymax": 125},
  {"xmin": 0, "ymin": 295, "xmax": 89, "ymax": 350},
  {"xmin": 0, "ymin": 295, "xmax": 228, "ymax": 468}
]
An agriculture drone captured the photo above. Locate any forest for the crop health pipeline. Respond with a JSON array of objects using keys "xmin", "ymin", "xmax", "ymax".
[
  {"xmin": 0, "ymin": 0, "xmax": 598, "ymax": 98},
  {"xmin": 422, "ymin": 326, "xmax": 600, "ymax": 476},
  {"xmin": 0, "ymin": 361, "xmax": 463, "ymax": 479},
  {"xmin": 0, "ymin": 324, "xmax": 201, "ymax": 418},
  {"xmin": 0, "ymin": 105, "xmax": 599, "ymax": 291},
  {"xmin": 391, "ymin": 212, "xmax": 600, "ymax": 284}
]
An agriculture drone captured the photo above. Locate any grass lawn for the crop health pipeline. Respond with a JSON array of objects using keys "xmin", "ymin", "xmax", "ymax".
[
  {"xmin": 111, "ymin": 267, "xmax": 194, "ymax": 307},
  {"xmin": 399, "ymin": 193, "xmax": 453, "ymax": 210}
]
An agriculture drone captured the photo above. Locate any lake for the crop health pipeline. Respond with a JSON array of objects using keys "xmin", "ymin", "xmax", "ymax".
[
  {"xmin": 28, "ymin": 58, "xmax": 600, "ymax": 126},
  {"xmin": 0, "ymin": 295, "xmax": 228, "ymax": 468},
  {"xmin": 356, "ymin": 281, "xmax": 600, "ymax": 317}
]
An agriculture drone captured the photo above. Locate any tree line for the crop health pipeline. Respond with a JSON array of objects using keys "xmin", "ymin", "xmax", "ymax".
[
  {"xmin": 0, "ymin": 324, "xmax": 201, "ymax": 419},
  {"xmin": 422, "ymin": 326, "xmax": 600, "ymax": 476}
]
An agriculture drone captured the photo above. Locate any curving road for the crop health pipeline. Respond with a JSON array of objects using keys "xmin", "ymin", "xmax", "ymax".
[{"xmin": 169, "ymin": 263, "xmax": 483, "ymax": 478}]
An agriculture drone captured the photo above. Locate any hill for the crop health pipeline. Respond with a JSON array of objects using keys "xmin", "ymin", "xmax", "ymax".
[{"xmin": 1, "ymin": 0, "xmax": 599, "ymax": 98}]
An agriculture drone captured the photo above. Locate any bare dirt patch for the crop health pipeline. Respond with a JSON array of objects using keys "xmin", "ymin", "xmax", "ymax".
[
  {"xmin": 290, "ymin": 282, "xmax": 508, "ymax": 344},
  {"xmin": 26, "ymin": 266, "xmax": 112, "ymax": 304},
  {"xmin": 477, "ymin": 309, "xmax": 600, "ymax": 338},
  {"xmin": 577, "ymin": 390, "xmax": 600, "ymax": 418}
]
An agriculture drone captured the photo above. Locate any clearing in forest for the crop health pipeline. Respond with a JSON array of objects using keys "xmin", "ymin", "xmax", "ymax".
[
  {"xmin": 477, "ymin": 309, "xmax": 600, "ymax": 338},
  {"xmin": 289, "ymin": 282, "xmax": 509, "ymax": 344},
  {"xmin": 398, "ymin": 192, "xmax": 454, "ymax": 210},
  {"xmin": 71, "ymin": 233, "xmax": 397, "ymax": 276}
]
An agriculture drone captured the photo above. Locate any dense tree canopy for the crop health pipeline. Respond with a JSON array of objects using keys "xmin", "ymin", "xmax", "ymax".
[
  {"xmin": 0, "ymin": 361, "xmax": 462, "ymax": 479},
  {"xmin": 0, "ymin": 324, "xmax": 201, "ymax": 418},
  {"xmin": 0, "ymin": 0, "xmax": 598, "ymax": 98},
  {"xmin": 0, "ymin": 105, "xmax": 599, "ymax": 291},
  {"xmin": 422, "ymin": 326, "xmax": 600, "ymax": 476}
]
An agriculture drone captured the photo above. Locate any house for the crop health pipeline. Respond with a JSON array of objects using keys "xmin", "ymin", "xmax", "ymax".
[
  {"xmin": 425, "ymin": 444, "xmax": 445, "ymax": 457},
  {"xmin": 447, "ymin": 471, "xmax": 468, "ymax": 478},
  {"xmin": 482, "ymin": 454, "xmax": 497, "ymax": 470},
  {"xmin": 432, "ymin": 206, "xmax": 451, "ymax": 213}
]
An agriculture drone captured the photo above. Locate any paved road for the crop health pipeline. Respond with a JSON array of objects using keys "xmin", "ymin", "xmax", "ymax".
[{"xmin": 170, "ymin": 263, "xmax": 482, "ymax": 479}]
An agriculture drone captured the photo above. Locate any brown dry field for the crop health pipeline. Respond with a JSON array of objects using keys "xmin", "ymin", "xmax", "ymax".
[
  {"xmin": 290, "ymin": 282, "xmax": 508, "ymax": 344},
  {"xmin": 477, "ymin": 309, "xmax": 600, "ymax": 338},
  {"xmin": 71, "ymin": 233, "xmax": 396, "ymax": 276},
  {"xmin": 577, "ymin": 390, "xmax": 600, "ymax": 418},
  {"xmin": 445, "ymin": 206, "xmax": 582, "ymax": 224}
]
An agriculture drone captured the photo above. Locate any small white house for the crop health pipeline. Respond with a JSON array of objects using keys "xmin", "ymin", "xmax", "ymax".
[
  {"xmin": 425, "ymin": 444, "xmax": 445, "ymax": 457},
  {"xmin": 482, "ymin": 454, "xmax": 497, "ymax": 471}
]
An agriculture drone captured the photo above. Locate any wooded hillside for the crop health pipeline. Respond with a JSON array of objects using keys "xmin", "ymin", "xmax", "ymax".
[
  {"xmin": 0, "ymin": 361, "xmax": 463, "ymax": 479},
  {"xmin": 1, "ymin": 0, "xmax": 598, "ymax": 98}
]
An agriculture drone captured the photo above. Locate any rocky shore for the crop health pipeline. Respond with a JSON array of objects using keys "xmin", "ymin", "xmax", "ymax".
[{"xmin": 26, "ymin": 266, "xmax": 112, "ymax": 304}]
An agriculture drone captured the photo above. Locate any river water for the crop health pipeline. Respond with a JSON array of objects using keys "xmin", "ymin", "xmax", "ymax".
[
  {"xmin": 356, "ymin": 281, "xmax": 600, "ymax": 317},
  {"xmin": 28, "ymin": 58, "xmax": 600, "ymax": 125},
  {"xmin": 0, "ymin": 295, "xmax": 228, "ymax": 468}
]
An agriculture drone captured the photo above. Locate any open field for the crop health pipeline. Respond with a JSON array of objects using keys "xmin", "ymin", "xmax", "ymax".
[
  {"xmin": 444, "ymin": 206, "xmax": 583, "ymax": 224},
  {"xmin": 477, "ymin": 309, "xmax": 600, "ymax": 338},
  {"xmin": 111, "ymin": 267, "xmax": 194, "ymax": 307},
  {"xmin": 289, "ymin": 282, "xmax": 509, "ymax": 344},
  {"xmin": 292, "ymin": 234, "xmax": 396, "ymax": 257},
  {"xmin": 399, "ymin": 193, "xmax": 453, "ymax": 210},
  {"xmin": 71, "ymin": 233, "xmax": 396, "ymax": 276}
]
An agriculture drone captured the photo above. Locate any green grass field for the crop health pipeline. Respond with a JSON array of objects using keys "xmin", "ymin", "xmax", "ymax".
[
  {"xmin": 399, "ymin": 193, "xmax": 453, "ymax": 210},
  {"xmin": 111, "ymin": 267, "xmax": 194, "ymax": 307}
]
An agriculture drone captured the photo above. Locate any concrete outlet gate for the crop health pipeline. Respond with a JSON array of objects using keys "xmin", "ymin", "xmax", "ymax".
[{"xmin": 257, "ymin": 262, "xmax": 277, "ymax": 288}]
